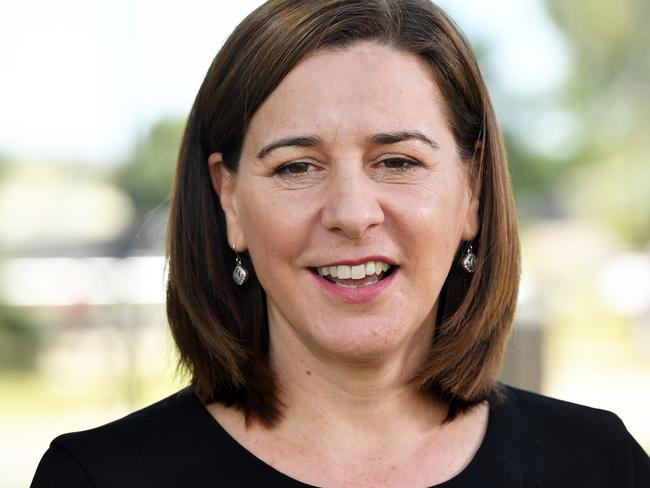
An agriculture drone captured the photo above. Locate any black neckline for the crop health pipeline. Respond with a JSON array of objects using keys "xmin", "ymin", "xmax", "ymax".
[{"xmin": 189, "ymin": 390, "xmax": 499, "ymax": 487}]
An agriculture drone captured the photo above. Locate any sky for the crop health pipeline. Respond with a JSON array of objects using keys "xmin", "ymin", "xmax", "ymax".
[{"xmin": 0, "ymin": 0, "xmax": 568, "ymax": 167}]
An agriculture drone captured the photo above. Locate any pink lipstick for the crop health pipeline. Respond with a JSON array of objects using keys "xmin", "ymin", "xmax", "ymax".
[{"xmin": 310, "ymin": 267, "xmax": 397, "ymax": 304}]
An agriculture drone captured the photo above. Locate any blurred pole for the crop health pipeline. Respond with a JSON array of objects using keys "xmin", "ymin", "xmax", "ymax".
[
  {"xmin": 116, "ymin": 301, "xmax": 137, "ymax": 408},
  {"xmin": 499, "ymin": 319, "xmax": 544, "ymax": 392}
]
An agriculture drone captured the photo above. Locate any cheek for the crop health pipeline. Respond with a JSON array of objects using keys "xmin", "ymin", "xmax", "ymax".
[
  {"xmin": 395, "ymin": 181, "xmax": 467, "ymax": 236},
  {"xmin": 388, "ymin": 179, "xmax": 468, "ymax": 270},
  {"xmin": 237, "ymin": 188, "xmax": 311, "ymax": 272}
]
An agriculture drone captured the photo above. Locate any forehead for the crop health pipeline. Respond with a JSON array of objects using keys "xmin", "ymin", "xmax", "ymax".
[{"xmin": 243, "ymin": 41, "xmax": 454, "ymax": 151}]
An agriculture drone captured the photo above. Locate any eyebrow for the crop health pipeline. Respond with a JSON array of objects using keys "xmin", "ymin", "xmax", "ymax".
[
  {"xmin": 256, "ymin": 136, "xmax": 320, "ymax": 159},
  {"xmin": 370, "ymin": 131, "xmax": 439, "ymax": 149},
  {"xmin": 256, "ymin": 131, "xmax": 439, "ymax": 159}
]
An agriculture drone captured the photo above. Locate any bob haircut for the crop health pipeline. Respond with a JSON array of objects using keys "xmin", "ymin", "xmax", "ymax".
[{"xmin": 167, "ymin": 0, "xmax": 520, "ymax": 427}]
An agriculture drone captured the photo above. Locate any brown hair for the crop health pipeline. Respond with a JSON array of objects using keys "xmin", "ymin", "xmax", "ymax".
[{"xmin": 166, "ymin": 0, "xmax": 520, "ymax": 427}]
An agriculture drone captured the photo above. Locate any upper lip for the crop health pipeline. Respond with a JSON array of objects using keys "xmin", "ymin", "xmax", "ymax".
[{"xmin": 311, "ymin": 255, "xmax": 398, "ymax": 267}]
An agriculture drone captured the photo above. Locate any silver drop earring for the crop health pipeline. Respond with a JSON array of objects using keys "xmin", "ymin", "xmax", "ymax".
[
  {"xmin": 231, "ymin": 245, "xmax": 249, "ymax": 285},
  {"xmin": 461, "ymin": 243, "xmax": 477, "ymax": 274}
]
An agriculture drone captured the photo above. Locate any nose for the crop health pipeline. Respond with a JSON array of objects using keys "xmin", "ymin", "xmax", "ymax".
[{"xmin": 320, "ymin": 164, "xmax": 384, "ymax": 239}]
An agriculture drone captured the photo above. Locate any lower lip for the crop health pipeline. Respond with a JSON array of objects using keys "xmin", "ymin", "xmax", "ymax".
[{"xmin": 310, "ymin": 269, "xmax": 398, "ymax": 304}]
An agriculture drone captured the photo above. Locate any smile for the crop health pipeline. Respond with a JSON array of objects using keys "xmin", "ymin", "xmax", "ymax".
[
  {"xmin": 314, "ymin": 261, "xmax": 393, "ymax": 288},
  {"xmin": 308, "ymin": 258, "xmax": 398, "ymax": 303}
]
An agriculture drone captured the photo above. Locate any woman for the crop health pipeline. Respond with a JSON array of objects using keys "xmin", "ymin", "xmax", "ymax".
[{"xmin": 32, "ymin": 0, "xmax": 649, "ymax": 486}]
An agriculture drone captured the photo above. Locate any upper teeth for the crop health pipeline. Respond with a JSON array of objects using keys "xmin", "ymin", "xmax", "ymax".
[{"xmin": 317, "ymin": 261, "xmax": 390, "ymax": 280}]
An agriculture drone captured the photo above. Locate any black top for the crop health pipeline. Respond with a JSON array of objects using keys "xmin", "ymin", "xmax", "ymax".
[{"xmin": 31, "ymin": 384, "xmax": 650, "ymax": 487}]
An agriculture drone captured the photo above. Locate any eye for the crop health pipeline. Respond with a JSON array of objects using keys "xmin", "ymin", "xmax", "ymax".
[
  {"xmin": 376, "ymin": 157, "xmax": 421, "ymax": 170},
  {"xmin": 274, "ymin": 161, "xmax": 318, "ymax": 175}
]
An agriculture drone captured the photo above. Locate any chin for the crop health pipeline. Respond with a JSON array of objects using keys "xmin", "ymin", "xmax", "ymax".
[
  {"xmin": 267, "ymin": 295, "xmax": 437, "ymax": 368},
  {"xmin": 309, "ymin": 317, "xmax": 419, "ymax": 365}
]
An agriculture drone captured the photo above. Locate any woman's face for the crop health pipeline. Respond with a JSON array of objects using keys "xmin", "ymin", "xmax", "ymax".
[{"xmin": 210, "ymin": 41, "xmax": 478, "ymax": 366}]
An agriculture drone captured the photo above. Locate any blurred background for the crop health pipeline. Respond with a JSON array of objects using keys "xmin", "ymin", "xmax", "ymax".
[{"xmin": 1, "ymin": 0, "xmax": 648, "ymax": 485}]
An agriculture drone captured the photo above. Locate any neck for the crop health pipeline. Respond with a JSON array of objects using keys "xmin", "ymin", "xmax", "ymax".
[
  {"xmin": 203, "ymin": 307, "xmax": 491, "ymax": 488},
  {"xmin": 267, "ymin": 311, "xmax": 448, "ymax": 448}
]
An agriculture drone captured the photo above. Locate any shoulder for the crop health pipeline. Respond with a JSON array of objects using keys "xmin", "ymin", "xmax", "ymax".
[
  {"xmin": 50, "ymin": 387, "xmax": 200, "ymax": 455},
  {"xmin": 495, "ymin": 383, "xmax": 638, "ymax": 451},
  {"xmin": 484, "ymin": 383, "xmax": 650, "ymax": 486},
  {"xmin": 31, "ymin": 388, "xmax": 221, "ymax": 487},
  {"xmin": 497, "ymin": 383, "xmax": 626, "ymax": 435}
]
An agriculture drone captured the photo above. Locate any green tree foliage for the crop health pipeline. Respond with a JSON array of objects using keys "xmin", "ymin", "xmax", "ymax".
[
  {"xmin": 543, "ymin": 0, "xmax": 650, "ymax": 245},
  {"xmin": 505, "ymin": 129, "xmax": 573, "ymax": 203},
  {"xmin": 113, "ymin": 119, "xmax": 185, "ymax": 221},
  {"xmin": 0, "ymin": 304, "xmax": 39, "ymax": 371},
  {"xmin": 0, "ymin": 154, "xmax": 9, "ymax": 179}
]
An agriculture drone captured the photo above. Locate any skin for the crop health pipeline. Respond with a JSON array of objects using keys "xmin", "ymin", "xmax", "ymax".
[{"xmin": 207, "ymin": 41, "xmax": 487, "ymax": 487}]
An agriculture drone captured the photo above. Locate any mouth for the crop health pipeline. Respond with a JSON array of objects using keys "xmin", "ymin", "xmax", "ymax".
[{"xmin": 308, "ymin": 260, "xmax": 398, "ymax": 288}]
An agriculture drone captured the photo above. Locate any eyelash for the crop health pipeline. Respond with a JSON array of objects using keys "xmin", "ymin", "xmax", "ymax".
[
  {"xmin": 375, "ymin": 157, "xmax": 421, "ymax": 170},
  {"xmin": 274, "ymin": 158, "xmax": 421, "ymax": 176},
  {"xmin": 274, "ymin": 161, "xmax": 317, "ymax": 175}
]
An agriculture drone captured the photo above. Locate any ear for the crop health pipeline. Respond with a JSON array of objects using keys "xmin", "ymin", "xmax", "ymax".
[
  {"xmin": 461, "ymin": 140, "xmax": 482, "ymax": 241},
  {"xmin": 461, "ymin": 191, "xmax": 480, "ymax": 241},
  {"xmin": 208, "ymin": 152, "xmax": 246, "ymax": 251}
]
